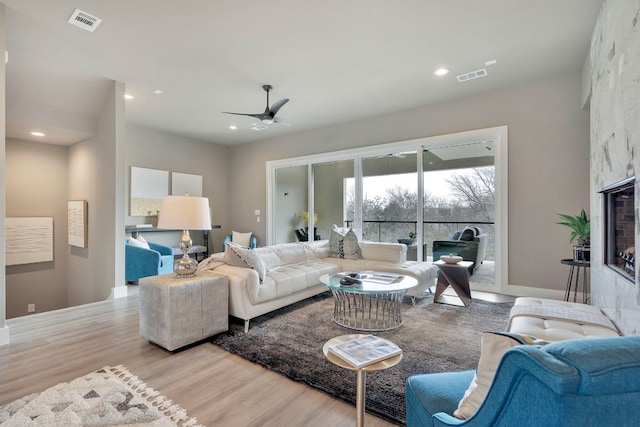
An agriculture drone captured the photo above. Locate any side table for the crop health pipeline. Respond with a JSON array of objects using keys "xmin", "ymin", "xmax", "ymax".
[
  {"xmin": 433, "ymin": 260, "xmax": 474, "ymax": 306},
  {"xmin": 323, "ymin": 334, "xmax": 403, "ymax": 427},
  {"xmin": 561, "ymin": 259, "xmax": 590, "ymax": 303},
  {"xmin": 139, "ymin": 272, "xmax": 229, "ymax": 351}
]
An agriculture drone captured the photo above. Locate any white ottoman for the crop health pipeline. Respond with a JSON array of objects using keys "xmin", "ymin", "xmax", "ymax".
[{"xmin": 139, "ymin": 272, "xmax": 228, "ymax": 351}]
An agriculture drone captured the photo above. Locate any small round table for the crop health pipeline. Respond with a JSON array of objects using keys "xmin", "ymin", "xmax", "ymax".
[
  {"xmin": 320, "ymin": 272, "xmax": 417, "ymax": 331},
  {"xmin": 561, "ymin": 259, "xmax": 590, "ymax": 303},
  {"xmin": 323, "ymin": 334, "xmax": 403, "ymax": 427}
]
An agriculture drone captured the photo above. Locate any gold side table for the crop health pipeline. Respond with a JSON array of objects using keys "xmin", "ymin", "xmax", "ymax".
[{"xmin": 323, "ymin": 334, "xmax": 403, "ymax": 427}]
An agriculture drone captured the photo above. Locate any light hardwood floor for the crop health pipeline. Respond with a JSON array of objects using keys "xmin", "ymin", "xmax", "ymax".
[{"xmin": 0, "ymin": 293, "xmax": 397, "ymax": 426}]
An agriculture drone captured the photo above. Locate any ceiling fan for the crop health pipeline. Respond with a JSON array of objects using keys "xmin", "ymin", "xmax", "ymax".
[{"xmin": 223, "ymin": 84, "xmax": 291, "ymax": 126}]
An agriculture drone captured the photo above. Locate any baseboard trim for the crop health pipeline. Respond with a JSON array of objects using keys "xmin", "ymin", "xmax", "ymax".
[
  {"xmin": 111, "ymin": 286, "xmax": 128, "ymax": 299},
  {"xmin": 0, "ymin": 325, "xmax": 10, "ymax": 346}
]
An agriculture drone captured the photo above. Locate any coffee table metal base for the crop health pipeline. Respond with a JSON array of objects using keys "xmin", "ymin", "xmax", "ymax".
[{"xmin": 330, "ymin": 289, "xmax": 408, "ymax": 331}]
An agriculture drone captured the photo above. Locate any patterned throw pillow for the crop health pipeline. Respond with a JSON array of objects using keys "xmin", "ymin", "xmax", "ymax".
[
  {"xmin": 453, "ymin": 332, "xmax": 550, "ymax": 419},
  {"xmin": 223, "ymin": 242, "xmax": 266, "ymax": 282},
  {"xmin": 329, "ymin": 225, "xmax": 362, "ymax": 260}
]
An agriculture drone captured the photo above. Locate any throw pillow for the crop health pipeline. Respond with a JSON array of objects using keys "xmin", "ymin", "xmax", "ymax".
[
  {"xmin": 329, "ymin": 225, "xmax": 362, "ymax": 260},
  {"xmin": 232, "ymin": 230, "xmax": 253, "ymax": 247},
  {"xmin": 223, "ymin": 242, "xmax": 266, "ymax": 282},
  {"xmin": 127, "ymin": 235, "xmax": 150, "ymax": 249},
  {"xmin": 453, "ymin": 332, "xmax": 550, "ymax": 420}
]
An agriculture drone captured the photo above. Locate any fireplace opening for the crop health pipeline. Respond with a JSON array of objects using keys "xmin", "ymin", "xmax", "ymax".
[{"xmin": 601, "ymin": 176, "xmax": 635, "ymax": 282}]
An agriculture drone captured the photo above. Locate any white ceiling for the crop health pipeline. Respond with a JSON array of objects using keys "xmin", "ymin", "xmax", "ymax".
[{"xmin": 2, "ymin": 0, "xmax": 603, "ymax": 147}]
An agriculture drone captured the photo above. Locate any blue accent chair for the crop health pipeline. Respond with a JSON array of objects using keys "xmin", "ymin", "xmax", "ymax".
[
  {"xmin": 125, "ymin": 239, "xmax": 174, "ymax": 282},
  {"xmin": 222, "ymin": 233, "xmax": 257, "ymax": 252},
  {"xmin": 406, "ymin": 335, "xmax": 640, "ymax": 427}
]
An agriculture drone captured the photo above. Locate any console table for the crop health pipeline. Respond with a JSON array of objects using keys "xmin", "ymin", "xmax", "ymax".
[{"xmin": 126, "ymin": 225, "xmax": 221, "ymax": 259}]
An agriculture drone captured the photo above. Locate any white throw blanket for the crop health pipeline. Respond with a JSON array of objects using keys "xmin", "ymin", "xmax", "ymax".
[{"xmin": 508, "ymin": 304, "xmax": 619, "ymax": 333}]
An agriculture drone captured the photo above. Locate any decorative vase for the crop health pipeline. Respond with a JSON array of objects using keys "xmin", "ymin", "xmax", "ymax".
[{"xmin": 573, "ymin": 245, "xmax": 590, "ymax": 262}]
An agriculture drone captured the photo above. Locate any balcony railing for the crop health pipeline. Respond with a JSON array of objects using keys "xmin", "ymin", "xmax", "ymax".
[{"xmin": 343, "ymin": 219, "xmax": 495, "ymax": 261}]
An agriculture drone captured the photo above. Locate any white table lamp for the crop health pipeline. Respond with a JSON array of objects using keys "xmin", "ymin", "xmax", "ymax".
[{"xmin": 157, "ymin": 195, "xmax": 212, "ymax": 278}]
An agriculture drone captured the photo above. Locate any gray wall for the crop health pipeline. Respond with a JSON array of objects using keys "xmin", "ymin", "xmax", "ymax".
[
  {"xmin": 67, "ymin": 81, "xmax": 124, "ymax": 307},
  {"xmin": 124, "ymin": 124, "xmax": 231, "ymax": 253},
  {"xmin": 229, "ymin": 73, "xmax": 591, "ymax": 292},
  {"xmin": 5, "ymin": 140, "xmax": 68, "ymax": 318},
  {"xmin": 0, "ymin": 3, "xmax": 6, "ymax": 341},
  {"xmin": 589, "ymin": 0, "xmax": 640, "ymax": 335}
]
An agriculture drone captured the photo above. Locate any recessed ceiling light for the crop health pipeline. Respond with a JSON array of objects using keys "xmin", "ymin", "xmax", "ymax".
[
  {"xmin": 153, "ymin": 89, "xmax": 163, "ymax": 95},
  {"xmin": 124, "ymin": 94, "xmax": 134, "ymax": 100},
  {"xmin": 485, "ymin": 59, "xmax": 498, "ymax": 66},
  {"xmin": 434, "ymin": 67, "xmax": 450, "ymax": 77},
  {"xmin": 229, "ymin": 125, "xmax": 238, "ymax": 130},
  {"xmin": 31, "ymin": 131, "xmax": 45, "ymax": 137}
]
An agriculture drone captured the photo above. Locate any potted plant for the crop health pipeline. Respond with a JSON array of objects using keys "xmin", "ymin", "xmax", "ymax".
[
  {"xmin": 299, "ymin": 211, "xmax": 318, "ymax": 226},
  {"xmin": 556, "ymin": 209, "xmax": 590, "ymax": 261},
  {"xmin": 398, "ymin": 231, "xmax": 417, "ymax": 246}
]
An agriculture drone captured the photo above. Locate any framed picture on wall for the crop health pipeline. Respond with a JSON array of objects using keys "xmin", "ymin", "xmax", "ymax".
[
  {"xmin": 130, "ymin": 167, "xmax": 169, "ymax": 216},
  {"xmin": 171, "ymin": 172, "xmax": 203, "ymax": 196},
  {"xmin": 68, "ymin": 200, "xmax": 88, "ymax": 248}
]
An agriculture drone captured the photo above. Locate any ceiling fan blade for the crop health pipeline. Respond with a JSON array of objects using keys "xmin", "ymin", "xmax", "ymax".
[
  {"xmin": 273, "ymin": 117, "xmax": 292, "ymax": 127},
  {"xmin": 222, "ymin": 111, "xmax": 268, "ymax": 120},
  {"xmin": 269, "ymin": 98, "xmax": 289, "ymax": 116}
]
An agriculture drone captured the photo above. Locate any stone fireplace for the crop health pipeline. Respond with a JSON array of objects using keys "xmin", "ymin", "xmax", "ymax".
[{"xmin": 601, "ymin": 177, "xmax": 635, "ymax": 281}]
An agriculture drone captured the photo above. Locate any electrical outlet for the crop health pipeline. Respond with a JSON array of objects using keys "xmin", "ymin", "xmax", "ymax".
[
  {"xmin": 257, "ymin": 216, "xmax": 260, "ymax": 222},
  {"xmin": 27, "ymin": 303, "xmax": 35, "ymax": 313}
]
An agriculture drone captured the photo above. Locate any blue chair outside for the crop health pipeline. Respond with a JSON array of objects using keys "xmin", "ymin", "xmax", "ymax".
[
  {"xmin": 125, "ymin": 240, "xmax": 174, "ymax": 282},
  {"xmin": 406, "ymin": 335, "xmax": 640, "ymax": 427},
  {"xmin": 222, "ymin": 234, "xmax": 257, "ymax": 252}
]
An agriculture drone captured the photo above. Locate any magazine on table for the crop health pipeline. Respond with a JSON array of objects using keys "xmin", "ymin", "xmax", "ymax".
[
  {"xmin": 335, "ymin": 272, "xmax": 403, "ymax": 285},
  {"xmin": 328, "ymin": 335, "xmax": 402, "ymax": 368}
]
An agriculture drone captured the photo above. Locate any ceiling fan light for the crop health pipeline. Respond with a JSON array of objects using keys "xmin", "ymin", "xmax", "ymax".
[{"xmin": 261, "ymin": 118, "xmax": 274, "ymax": 124}]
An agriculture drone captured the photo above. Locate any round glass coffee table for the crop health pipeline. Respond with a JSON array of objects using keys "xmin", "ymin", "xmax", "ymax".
[{"xmin": 320, "ymin": 271, "xmax": 417, "ymax": 331}]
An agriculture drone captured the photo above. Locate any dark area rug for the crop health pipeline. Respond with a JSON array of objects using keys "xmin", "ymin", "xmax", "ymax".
[{"xmin": 211, "ymin": 291, "xmax": 512, "ymax": 425}]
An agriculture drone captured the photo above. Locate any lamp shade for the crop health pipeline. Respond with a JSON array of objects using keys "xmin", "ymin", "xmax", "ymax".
[{"xmin": 157, "ymin": 195, "xmax": 212, "ymax": 230}]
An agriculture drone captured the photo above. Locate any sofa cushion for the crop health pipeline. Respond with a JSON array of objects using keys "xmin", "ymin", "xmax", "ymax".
[
  {"xmin": 508, "ymin": 297, "xmax": 620, "ymax": 340},
  {"xmin": 454, "ymin": 332, "xmax": 550, "ymax": 420},
  {"xmin": 224, "ymin": 242, "xmax": 267, "ymax": 282},
  {"xmin": 329, "ymin": 226, "xmax": 362, "ymax": 260},
  {"xmin": 256, "ymin": 242, "xmax": 318, "ymax": 269}
]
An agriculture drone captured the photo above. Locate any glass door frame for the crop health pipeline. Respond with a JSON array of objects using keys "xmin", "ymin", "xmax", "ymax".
[{"xmin": 266, "ymin": 126, "xmax": 508, "ymax": 294}]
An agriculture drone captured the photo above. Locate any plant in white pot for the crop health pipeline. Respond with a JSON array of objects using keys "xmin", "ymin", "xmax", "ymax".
[{"xmin": 556, "ymin": 209, "xmax": 590, "ymax": 261}]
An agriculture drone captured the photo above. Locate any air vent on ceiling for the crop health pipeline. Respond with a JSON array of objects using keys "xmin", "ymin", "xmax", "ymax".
[
  {"xmin": 456, "ymin": 68, "xmax": 487, "ymax": 82},
  {"xmin": 251, "ymin": 124, "xmax": 269, "ymax": 131},
  {"xmin": 67, "ymin": 9, "xmax": 102, "ymax": 32}
]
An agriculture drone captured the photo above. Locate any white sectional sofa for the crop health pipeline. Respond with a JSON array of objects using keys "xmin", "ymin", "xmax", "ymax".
[{"xmin": 202, "ymin": 239, "xmax": 437, "ymax": 332}]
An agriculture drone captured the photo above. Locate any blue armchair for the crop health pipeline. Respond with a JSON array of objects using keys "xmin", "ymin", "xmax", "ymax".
[
  {"xmin": 222, "ymin": 233, "xmax": 257, "ymax": 252},
  {"xmin": 406, "ymin": 335, "xmax": 640, "ymax": 427},
  {"xmin": 125, "ymin": 239, "xmax": 174, "ymax": 282}
]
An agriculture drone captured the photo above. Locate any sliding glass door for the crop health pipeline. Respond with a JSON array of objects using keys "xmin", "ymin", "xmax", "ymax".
[{"xmin": 267, "ymin": 126, "xmax": 507, "ymax": 292}]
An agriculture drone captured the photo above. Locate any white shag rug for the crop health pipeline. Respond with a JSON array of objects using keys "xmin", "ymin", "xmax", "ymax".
[{"xmin": 0, "ymin": 365, "xmax": 202, "ymax": 426}]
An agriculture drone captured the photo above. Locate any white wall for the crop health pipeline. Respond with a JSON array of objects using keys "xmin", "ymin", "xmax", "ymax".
[
  {"xmin": 589, "ymin": 0, "xmax": 640, "ymax": 335},
  {"xmin": 229, "ymin": 73, "xmax": 591, "ymax": 293}
]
